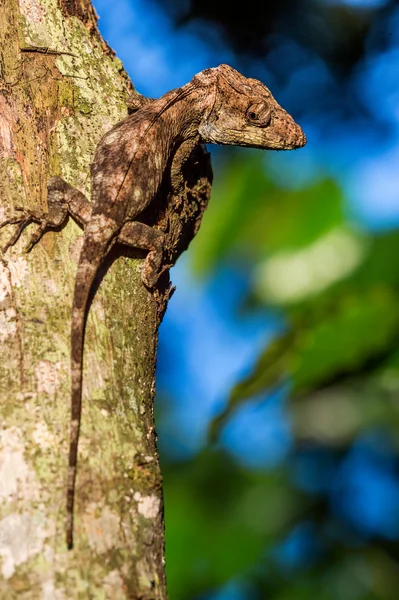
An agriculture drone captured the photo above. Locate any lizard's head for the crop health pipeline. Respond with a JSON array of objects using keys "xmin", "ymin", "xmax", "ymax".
[{"xmin": 197, "ymin": 64, "xmax": 306, "ymax": 151}]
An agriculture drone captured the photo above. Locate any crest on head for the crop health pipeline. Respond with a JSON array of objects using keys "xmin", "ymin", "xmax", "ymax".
[
  {"xmin": 192, "ymin": 64, "xmax": 269, "ymax": 96},
  {"xmin": 216, "ymin": 64, "xmax": 269, "ymax": 96}
]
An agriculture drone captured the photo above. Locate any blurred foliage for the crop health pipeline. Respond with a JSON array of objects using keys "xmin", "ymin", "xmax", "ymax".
[
  {"xmin": 197, "ymin": 153, "xmax": 399, "ymax": 429},
  {"xmin": 163, "ymin": 447, "xmax": 399, "ymax": 600},
  {"xmin": 160, "ymin": 0, "xmax": 396, "ymax": 78},
  {"xmin": 148, "ymin": 0, "xmax": 399, "ymax": 598},
  {"xmin": 161, "ymin": 151, "xmax": 399, "ymax": 598},
  {"xmin": 191, "ymin": 153, "xmax": 345, "ymax": 271},
  {"xmin": 163, "ymin": 450, "xmax": 309, "ymax": 598}
]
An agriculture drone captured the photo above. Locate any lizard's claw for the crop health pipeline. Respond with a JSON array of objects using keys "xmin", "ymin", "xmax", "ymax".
[
  {"xmin": 0, "ymin": 208, "xmax": 46, "ymax": 253},
  {"xmin": 2, "ymin": 220, "xmax": 31, "ymax": 252},
  {"xmin": 0, "ymin": 213, "xmax": 29, "ymax": 230}
]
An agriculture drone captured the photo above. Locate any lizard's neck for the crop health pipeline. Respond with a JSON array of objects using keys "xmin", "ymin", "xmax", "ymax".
[{"xmin": 148, "ymin": 81, "xmax": 212, "ymax": 147}]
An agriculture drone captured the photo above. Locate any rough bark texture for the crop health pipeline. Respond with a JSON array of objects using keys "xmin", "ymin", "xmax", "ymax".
[{"xmin": 0, "ymin": 1, "xmax": 167, "ymax": 597}]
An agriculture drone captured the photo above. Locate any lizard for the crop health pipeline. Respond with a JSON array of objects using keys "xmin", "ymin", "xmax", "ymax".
[{"xmin": 0, "ymin": 64, "xmax": 306, "ymax": 549}]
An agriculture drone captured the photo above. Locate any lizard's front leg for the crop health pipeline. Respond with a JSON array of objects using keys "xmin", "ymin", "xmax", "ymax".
[
  {"xmin": 0, "ymin": 177, "xmax": 91, "ymax": 252},
  {"xmin": 0, "ymin": 177, "xmax": 166, "ymax": 287}
]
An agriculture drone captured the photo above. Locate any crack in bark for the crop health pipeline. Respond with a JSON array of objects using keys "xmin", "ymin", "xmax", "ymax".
[{"xmin": 21, "ymin": 46, "xmax": 78, "ymax": 58}]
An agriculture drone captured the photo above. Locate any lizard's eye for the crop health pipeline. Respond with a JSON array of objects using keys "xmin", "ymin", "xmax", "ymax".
[{"xmin": 246, "ymin": 103, "xmax": 271, "ymax": 127}]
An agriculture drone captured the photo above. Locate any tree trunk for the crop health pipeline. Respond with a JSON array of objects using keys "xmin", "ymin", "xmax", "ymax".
[{"xmin": 0, "ymin": 1, "xmax": 167, "ymax": 597}]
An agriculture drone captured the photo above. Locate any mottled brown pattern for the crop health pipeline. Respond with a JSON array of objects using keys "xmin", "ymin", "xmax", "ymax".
[{"xmin": 0, "ymin": 64, "xmax": 306, "ymax": 549}]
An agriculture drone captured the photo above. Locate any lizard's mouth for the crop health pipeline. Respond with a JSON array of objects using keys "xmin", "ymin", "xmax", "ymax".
[{"xmin": 198, "ymin": 110, "xmax": 307, "ymax": 151}]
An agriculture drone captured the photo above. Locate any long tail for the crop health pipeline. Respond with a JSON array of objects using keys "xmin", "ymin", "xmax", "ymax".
[{"xmin": 66, "ymin": 223, "xmax": 117, "ymax": 549}]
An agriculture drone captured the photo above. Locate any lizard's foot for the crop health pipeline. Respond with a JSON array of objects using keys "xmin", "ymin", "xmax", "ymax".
[
  {"xmin": 0, "ymin": 205, "xmax": 65, "ymax": 253},
  {"xmin": 141, "ymin": 249, "xmax": 164, "ymax": 288},
  {"xmin": 0, "ymin": 177, "xmax": 91, "ymax": 253}
]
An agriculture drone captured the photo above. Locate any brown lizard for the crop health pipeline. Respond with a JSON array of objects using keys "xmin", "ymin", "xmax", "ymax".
[{"xmin": 0, "ymin": 64, "xmax": 306, "ymax": 548}]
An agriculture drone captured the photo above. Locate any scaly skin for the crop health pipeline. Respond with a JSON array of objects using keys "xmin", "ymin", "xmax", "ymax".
[{"xmin": 0, "ymin": 64, "xmax": 306, "ymax": 549}]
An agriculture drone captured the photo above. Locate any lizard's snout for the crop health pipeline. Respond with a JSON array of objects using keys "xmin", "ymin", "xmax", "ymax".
[
  {"xmin": 272, "ymin": 105, "xmax": 307, "ymax": 150},
  {"xmin": 293, "ymin": 127, "xmax": 307, "ymax": 149}
]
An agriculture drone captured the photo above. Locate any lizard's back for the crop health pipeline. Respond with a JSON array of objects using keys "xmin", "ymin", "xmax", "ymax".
[{"xmin": 89, "ymin": 91, "xmax": 185, "ymax": 223}]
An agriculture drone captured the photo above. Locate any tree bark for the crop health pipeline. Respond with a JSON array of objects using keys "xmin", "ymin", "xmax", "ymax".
[{"xmin": 0, "ymin": 1, "xmax": 167, "ymax": 597}]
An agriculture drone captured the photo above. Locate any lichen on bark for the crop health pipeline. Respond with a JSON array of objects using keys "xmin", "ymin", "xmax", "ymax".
[{"xmin": 0, "ymin": 0, "xmax": 167, "ymax": 597}]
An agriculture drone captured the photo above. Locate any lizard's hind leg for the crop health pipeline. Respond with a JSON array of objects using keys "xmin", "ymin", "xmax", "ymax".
[
  {"xmin": 0, "ymin": 177, "xmax": 92, "ymax": 252},
  {"xmin": 118, "ymin": 221, "xmax": 165, "ymax": 288}
]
